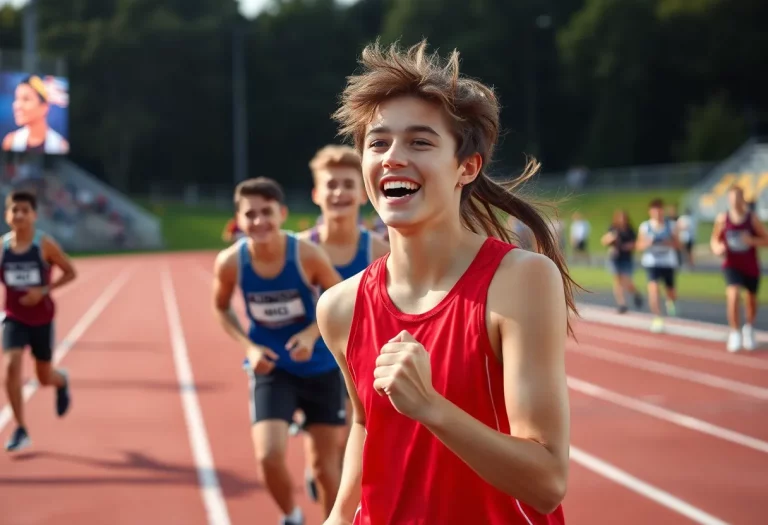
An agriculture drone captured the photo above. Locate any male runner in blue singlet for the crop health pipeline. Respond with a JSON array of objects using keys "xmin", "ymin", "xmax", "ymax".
[{"xmin": 212, "ymin": 177, "xmax": 343, "ymax": 525}]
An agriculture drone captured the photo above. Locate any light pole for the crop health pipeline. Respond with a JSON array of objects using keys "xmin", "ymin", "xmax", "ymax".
[
  {"xmin": 22, "ymin": 0, "xmax": 38, "ymax": 73},
  {"xmin": 232, "ymin": 20, "xmax": 248, "ymax": 185}
]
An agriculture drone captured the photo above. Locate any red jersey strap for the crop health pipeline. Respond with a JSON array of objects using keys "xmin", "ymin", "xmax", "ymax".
[{"xmin": 462, "ymin": 237, "xmax": 516, "ymax": 306}]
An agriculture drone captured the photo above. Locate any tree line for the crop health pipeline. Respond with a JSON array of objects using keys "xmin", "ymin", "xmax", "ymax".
[{"xmin": 0, "ymin": 0, "xmax": 765, "ymax": 195}]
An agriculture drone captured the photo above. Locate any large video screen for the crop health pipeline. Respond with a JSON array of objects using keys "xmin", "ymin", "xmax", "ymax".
[{"xmin": 0, "ymin": 72, "xmax": 69, "ymax": 155}]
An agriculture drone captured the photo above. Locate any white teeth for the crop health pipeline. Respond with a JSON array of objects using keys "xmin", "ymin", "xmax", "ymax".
[{"xmin": 382, "ymin": 180, "xmax": 420, "ymax": 191}]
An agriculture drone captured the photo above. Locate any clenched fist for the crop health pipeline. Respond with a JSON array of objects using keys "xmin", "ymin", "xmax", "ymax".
[{"xmin": 373, "ymin": 330, "xmax": 440, "ymax": 423}]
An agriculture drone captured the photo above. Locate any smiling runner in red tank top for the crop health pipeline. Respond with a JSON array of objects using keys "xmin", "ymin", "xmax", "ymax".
[{"xmin": 316, "ymin": 40, "xmax": 577, "ymax": 525}]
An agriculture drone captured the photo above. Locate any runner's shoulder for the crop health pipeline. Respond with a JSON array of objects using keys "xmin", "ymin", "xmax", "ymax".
[{"xmin": 214, "ymin": 241, "xmax": 242, "ymax": 276}]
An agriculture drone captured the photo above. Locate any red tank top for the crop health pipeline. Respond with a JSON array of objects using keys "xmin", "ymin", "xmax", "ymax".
[
  {"xmin": 721, "ymin": 211, "xmax": 760, "ymax": 277},
  {"xmin": 346, "ymin": 237, "xmax": 565, "ymax": 525}
]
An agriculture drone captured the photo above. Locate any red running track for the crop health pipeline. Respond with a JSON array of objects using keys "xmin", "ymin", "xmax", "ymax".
[{"xmin": 0, "ymin": 252, "xmax": 765, "ymax": 525}]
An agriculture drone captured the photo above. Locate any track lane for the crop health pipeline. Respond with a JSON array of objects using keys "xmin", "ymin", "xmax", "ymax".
[
  {"xmin": 0, "ymin": 257, "xmax": 210, "ymax": 525},
  {"xmin": 168, "ymin": 254, "xmax": 324, "ymax": 525},
  {"xmin": 569, "ymin": 389, "xmax": 764, "ymax": 524},
  {"xmin": 576, "ymin": 325, "xmax": 768, "ymax": 383},
  {"xmin": 0, "ymin": 257, "xmax": 127, "ymax": 423}
]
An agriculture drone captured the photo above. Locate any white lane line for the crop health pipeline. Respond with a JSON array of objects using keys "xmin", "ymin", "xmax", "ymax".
[
  {"xmin": 0, "ymin": 268, "xmax": 133, "ymax": 435},
  {"xmin": 161, "ymin": 266, "xmax": 231, "ymax": 525},
  {"xmin": 570, "ymin": 446, "xmax": 730, "ymax": 525},
  {"xmin": 576, "ymin": 302, "xmax": 768, "ymax": 345},
  {"xmin": 571, "ymin": 343, "xmax": 768, "ymax": 400},
  {"xmin": 579, "ymin": 326, "xmax": 768, "ymax": 371},
  {"xmin": 569, "ymin": 376, "xmax": 768, "ymax": 454}
]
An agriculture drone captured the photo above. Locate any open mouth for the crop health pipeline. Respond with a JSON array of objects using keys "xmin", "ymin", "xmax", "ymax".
[{"xmin": 381, "ymin": 180, "xmax": 421, "ymax": 200}]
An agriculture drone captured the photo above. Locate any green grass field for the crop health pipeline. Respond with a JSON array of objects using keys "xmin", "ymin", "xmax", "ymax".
[
  {"xmin": 142, "ymin": 189, "xmax": 704, "ymax": 252},
  {"xmin": 132, "ymin": 191, "xmax": 745, "ymax": 303}
]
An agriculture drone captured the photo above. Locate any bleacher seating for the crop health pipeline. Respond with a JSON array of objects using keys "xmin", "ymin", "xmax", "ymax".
[
  {"xmin": 685, "ymin": 137, "xmax": 768, "ymax": 221},
  {"xmin": 0, "ymin": 158, "xmax": 163, "ymax": 252}
]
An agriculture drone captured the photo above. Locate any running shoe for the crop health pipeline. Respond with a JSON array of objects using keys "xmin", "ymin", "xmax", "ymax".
[
  {"xmin": 665, "ymin": 300, "xmax": 677, "ymax": 317},
  {"xmin": 56, "ymin": 369, "xmax": 70, "ymax": 417},
  {"xmin": 727, "ymin": 330, "xmax": 742, "ymax": 353},
  {"xmin": 742, "ymin": 324, "xmax": 756, "ymax": 351},
  {"xmin": 5, "ymin": 426, "xmax": 30, "ymax": 452}
]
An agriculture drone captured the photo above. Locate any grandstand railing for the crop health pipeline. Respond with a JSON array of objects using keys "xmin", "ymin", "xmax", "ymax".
[{"xmin": 564, "ymin": 162, "xmax": 713, "ymax": 191}]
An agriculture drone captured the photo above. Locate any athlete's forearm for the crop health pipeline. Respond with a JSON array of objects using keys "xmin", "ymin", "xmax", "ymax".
[
  {"xmin": 329, "ymin": 421, "xmax": 365, "ymax": 521},
  {"xmin": 49, "ymin": 269, "xmax": 76, "ymax": 291},
  {"xmin": 215, "ymin": 307, "xmax": 253, "ymax": 350},
  {"xmin": 421, "ymin": 396, "xmax": 566, "ymax": 515}
]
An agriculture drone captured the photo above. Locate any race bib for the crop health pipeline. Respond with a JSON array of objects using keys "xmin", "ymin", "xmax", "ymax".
[
  {"xmin": 4, "ymin": 266, "xmax": 42, "ymax": 287},
  {"xmin": 725, "ymin": 230, "xmax": 750, "ymax": 253},
  {"xmin": 641, "ymin": 246, "xmax": 677, "ymax": 268},
  {"xmin": 247, "ymin": 289, "xmax": 307, "ymax": 328}
]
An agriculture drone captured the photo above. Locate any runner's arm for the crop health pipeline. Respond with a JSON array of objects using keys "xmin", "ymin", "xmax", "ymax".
[
  {"xmin": 419, "ymin": 252, "xmax": 569, "ymax": 515},
  {"xmin": 42, "ymin": 236, "xmax": 76, "ymax": 291},
  {"xmin": 749, "ymin": 214, "xmax": 768, "ymax": 247},
  {"xmin": 212, "ymin": 248, "xmax": 262, "ymax": 352},
  {"xmin": 710, "ymin": 213, "xmax": 727, "ymax": 255},
  {"xmin": 316, "ymin": 275, "xmax": 366, "ymax": 523}
]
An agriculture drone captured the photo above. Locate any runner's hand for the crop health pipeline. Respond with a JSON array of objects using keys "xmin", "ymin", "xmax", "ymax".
[
  {"xmin": 20, "ymin": 287, "xmax": 46, "ymax": 306},
  {"xmin": 373, "ymin": 330, "xmax": 440, "ymax": 423},
  {"xmin": 247, "ymin": 345, "xmax": 278, "ymax": 374},
  {"xmin": 322, "ymin": 518, "xmax": 352, "ymax": 525},
  {"xmin": 285, "ymin": 326, "xmax": 318, "ymax": 362}
]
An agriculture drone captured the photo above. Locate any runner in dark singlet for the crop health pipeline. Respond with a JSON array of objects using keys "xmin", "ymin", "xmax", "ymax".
[
  {"xmin": 601, "ymin": 209, "xmax": 642, "ymax": 313},
  {"xmin": 711, "ymin": 185, "xmax": 768, "ymax": 352},
  {"xmin": 1, "ymin": 191, "xmax": 76, "ymax": 452},
  {"xmin": 296, "ymin": 144, "xmax": 389, "ymax": 502}
]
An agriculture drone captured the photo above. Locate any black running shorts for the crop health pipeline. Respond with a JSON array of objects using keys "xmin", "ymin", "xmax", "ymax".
[
  {"xmin": 645, "ymin": 267, "xmax": 676, "ymax": 290},
  {"xmin": 2, "ymin": 317, "xmax": 54, "ymax": 362},
  {"xmin": 724, "ymin": 267, "xmax": 760, "ymax": 294},
  {"xmin": 248, "ymin": 367, "xmax": 346, "ymax": 427}
]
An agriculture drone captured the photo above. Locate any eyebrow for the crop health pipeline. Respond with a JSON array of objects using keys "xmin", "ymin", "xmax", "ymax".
[{"xmin": 365, "ymin": 125, "xmax": 441, "ymax": 138}]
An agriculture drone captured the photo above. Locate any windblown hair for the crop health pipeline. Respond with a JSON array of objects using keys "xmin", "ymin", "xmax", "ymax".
[
  {"xmin": 333, "ymin": 39, "xmax": 580, "ymax": 334},
  {"xmin": 309, "ymin": 144, "xmax": 362, "ymax": 178}
]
